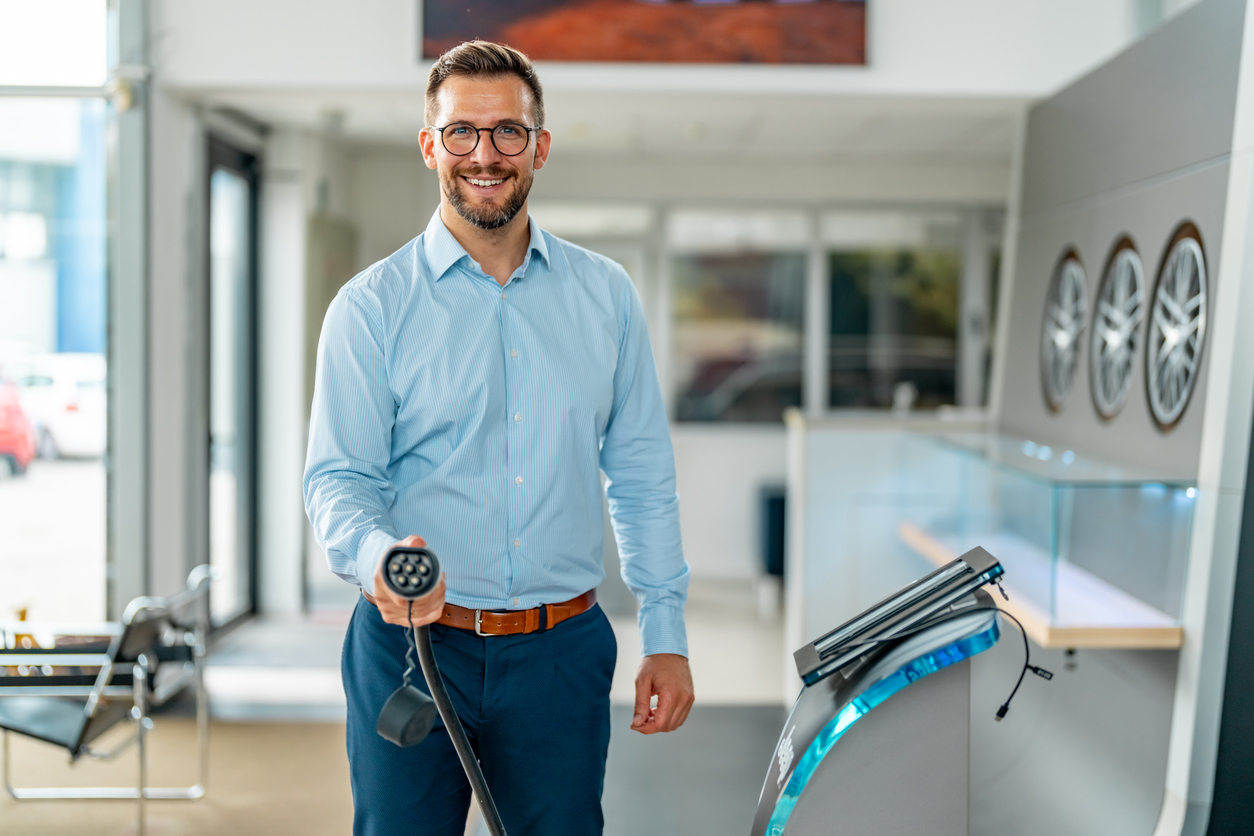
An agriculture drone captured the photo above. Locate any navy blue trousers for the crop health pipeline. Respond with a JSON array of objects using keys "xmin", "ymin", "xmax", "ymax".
[{"xmin": 342, "ymin": 596, "xmax": 617, "ymax": 836}]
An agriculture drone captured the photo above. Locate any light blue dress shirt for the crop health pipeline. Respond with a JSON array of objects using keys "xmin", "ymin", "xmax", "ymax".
[{"xmin": 304, "ymin": 211, "xmax": 689, "ymax": 657}]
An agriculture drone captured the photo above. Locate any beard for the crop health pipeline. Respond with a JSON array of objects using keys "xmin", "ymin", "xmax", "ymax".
[{"xmin": 442, "ymin": 164, "xmax": 533, "ymax": 231}]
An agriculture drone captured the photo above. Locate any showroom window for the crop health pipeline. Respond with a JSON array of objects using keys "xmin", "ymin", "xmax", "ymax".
[
  {"xmin": 825, "ymin": 211, "xmax": 966, "ymax": 410},
  {"xmin": 0, "ymin": 2, "xmax": 110, "ymax": 621},
  {"xmin": 670, "ymin": 211, "xmax": 807, "ymax": 423},
  {"xmin": 521, "ymin": 205, "xmax": 997, "ymax": 424}
]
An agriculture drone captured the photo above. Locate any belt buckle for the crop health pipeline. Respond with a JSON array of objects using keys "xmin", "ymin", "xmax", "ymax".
[{"xmin": 474, "ymin": 609, "xmax": 487, "ymax": 637}]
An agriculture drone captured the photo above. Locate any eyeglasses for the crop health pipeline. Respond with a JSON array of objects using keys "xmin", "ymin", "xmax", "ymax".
[{"xmin": 429, "ymin": 122, "xmax": 538, "ymax": 157}]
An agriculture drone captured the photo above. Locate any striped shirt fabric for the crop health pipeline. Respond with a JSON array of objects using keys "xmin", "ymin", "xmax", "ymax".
[{"xmin": 303, "ymin": 210, "xmax": 689, "ymax": 657}]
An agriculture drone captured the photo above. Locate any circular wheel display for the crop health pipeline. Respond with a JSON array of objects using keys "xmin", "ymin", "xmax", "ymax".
[
  {"xmin": 1090, "ymin": 238, "xmax": 1146, "ymax": 419},
  {"xmin": 1040, "ymin": 250, "xmax": 1087, "ymax": 412},
  {"xmin": 1146, "ymin": 223, "xmax": 1207, "ymax": 430}
]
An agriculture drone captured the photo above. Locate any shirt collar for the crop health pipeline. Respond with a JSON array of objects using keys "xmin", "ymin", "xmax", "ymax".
[{"xmin": 423, "ymin": 210, "xmax": 550, "ymax": 282}]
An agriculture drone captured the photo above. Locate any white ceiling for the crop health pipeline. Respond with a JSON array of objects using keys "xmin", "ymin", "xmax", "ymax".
[{"xmin": 202, "ymin": 87, "xmax": 1023, "ymax": 165}]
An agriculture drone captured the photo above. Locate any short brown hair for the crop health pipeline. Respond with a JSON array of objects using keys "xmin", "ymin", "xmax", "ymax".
[{"xmin": 425, "ymin": 41, "xmax": 545, "ymax": 128}]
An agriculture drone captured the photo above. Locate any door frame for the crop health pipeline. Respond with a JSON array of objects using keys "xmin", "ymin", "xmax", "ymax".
[{"xmin": 204, "ymin": 135, "xmax": 260, "ymax": 629}]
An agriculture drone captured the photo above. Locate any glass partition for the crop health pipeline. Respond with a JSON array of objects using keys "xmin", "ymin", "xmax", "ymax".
[
  {"xmin": 900, "ymin": 433, "xmax": 1193, "ymax": 627},
  {"xmin": 790, "ymin": 423, "xmax": 1193, "ymax": 650}
]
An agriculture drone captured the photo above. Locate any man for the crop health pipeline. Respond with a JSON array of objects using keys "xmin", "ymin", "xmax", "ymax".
[{"xmin": 304, "ymin": 41, "xmax": 693, "ymax": 836}]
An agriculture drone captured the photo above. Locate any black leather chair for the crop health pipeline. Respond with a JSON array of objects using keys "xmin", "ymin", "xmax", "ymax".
[{"xmin": 0, "ymin": 566, "xmax": 212, "ymax": 835}]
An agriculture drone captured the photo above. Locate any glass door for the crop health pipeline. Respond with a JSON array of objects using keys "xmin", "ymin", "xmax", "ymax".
[{"xmin": 207, "ymin": 138, "xmax": 258, "ymax": 626}]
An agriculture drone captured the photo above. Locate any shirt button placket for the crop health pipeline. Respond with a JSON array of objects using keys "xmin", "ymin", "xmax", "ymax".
[{"xmin": 502, "ymin": 282, "xmax": 523, "ymax": 591}]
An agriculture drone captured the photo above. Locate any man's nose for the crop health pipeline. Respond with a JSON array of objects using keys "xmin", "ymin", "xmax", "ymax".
[{"xmin": 467, "ymin": 130, "xmax": 506, "ymax": 167}]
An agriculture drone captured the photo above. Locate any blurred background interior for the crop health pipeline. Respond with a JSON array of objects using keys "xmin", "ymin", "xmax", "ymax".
[{"xmin": 3, "ymin": 1, "xmax": 1254, "ymax": 835}]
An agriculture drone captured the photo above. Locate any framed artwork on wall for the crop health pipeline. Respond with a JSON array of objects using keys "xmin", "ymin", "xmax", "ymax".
[{"xmin": 422, "ymin": 0, "xmax": 868, "ymax": 65}]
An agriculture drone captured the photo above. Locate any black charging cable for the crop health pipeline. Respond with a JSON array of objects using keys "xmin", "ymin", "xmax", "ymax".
[
  {"xmin": 405, "ymin": 603, "xmax": 509, "ymax": 836},
  {"xmin": 824, "ymin": 596, "xmax": 1053, "ymax": 721},
  {"xmin": 989, "ymin": 605, "xmax": 1054, "ymax": 721}
]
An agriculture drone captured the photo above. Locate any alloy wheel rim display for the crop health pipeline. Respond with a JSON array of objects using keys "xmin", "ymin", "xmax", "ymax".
[
  {"xmin": 1146, "ymin": 225, "xmax": 1207, "ymax": 430},
  {"xmin": 1040, "ymin": 251, "xmax": 1087, "ymax": 412},
  {"xmin": 1090, "ymin": 239, "xmax": 1146, "ymax": 419}
]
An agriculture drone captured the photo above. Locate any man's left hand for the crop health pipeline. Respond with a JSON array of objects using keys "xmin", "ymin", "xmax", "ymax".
[{"xmin": 631, "ymin": 653, "xmax": 694, "ymax": 735}]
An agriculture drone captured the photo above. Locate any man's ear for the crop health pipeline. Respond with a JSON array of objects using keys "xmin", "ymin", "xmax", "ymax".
[
  {"xmin": 532, "ymin": 129, "xmax": 552, "ymax": 171},
  {"xmin": 419, "ymin": 128, "xmax": 439, "ymax": 171}
]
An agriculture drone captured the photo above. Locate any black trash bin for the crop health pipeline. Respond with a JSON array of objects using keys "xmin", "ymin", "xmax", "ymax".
[{"xmin": 759, "ymin": 485, "xmax": 786, "ymax": 579}]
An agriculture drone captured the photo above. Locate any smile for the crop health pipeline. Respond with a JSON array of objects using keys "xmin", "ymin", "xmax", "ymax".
[{"xmin": 464, "ymin": 177, "xmax": 506, "ymax": 187}]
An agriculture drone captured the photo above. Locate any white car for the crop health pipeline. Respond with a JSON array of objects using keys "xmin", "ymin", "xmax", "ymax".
[{"xmin": 8, "ymin": 353, "xmax": 106, "ymax": 459}]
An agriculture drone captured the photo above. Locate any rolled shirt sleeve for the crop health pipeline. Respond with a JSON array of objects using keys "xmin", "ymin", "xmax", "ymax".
[
  {"xmin": 303, "ymin": 288, "xmax": 401, "ymax": 597},
  {"xmin": 600, "ymin": 271, "xmax": 691, "ymax": 658}
]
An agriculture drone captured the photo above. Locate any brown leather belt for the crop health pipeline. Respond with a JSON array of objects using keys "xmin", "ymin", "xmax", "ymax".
[{"xmin": 364, "ymin": 589, "xmax": 597, "ymax": 636}]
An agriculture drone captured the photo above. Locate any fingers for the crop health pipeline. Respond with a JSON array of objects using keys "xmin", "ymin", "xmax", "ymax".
[
  {"xmin": 641, "ymin": 683, "xmax": 693, "ymax": 734},
  {"xmin": 407, "ymin": 576, "xmax": 446, "ymax": 626},
  {"xmin": 631, "ymin": 671, "xmax": 654, "ymax": 732},
  {"xmin": 377, "ymin": 576, "xmax": 445, "ymax": 627},
  {"xmin": 632, "ymin": 655, "xmax": 695, "ymax": 735},
  {"xmin": 673, "ymin": 690, "xmax": 694, "ymax": 730}
]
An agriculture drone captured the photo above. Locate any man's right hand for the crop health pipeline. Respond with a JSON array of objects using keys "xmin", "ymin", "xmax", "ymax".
[{"xmin": 371, "ymin": 535, "xmax": 447, "ymax": 628}]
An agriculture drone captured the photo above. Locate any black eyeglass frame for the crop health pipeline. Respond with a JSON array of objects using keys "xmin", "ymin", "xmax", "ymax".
[{"xmin": 427, "ymin": 122, "xmax": 541, "ymax": 157}]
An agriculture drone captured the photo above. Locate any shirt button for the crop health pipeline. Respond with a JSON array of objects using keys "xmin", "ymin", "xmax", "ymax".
[
  {"xmin": 510, "ymin": 350, "xmax": 518, "ymax": 358},
  {"xmin": 515, "ymin": 476, "xmax": 523, "ymax": 485},
  {"xmin": 512, "ymin": 597, "xmax": 520, "ymax": 607},
  {"xmin": 514, "ymin": 413, "xmax": 521, "ymax": 422},
  {"xmin": 501, "ymin": 292, "xmax": 508, "ymax": 300},
  {"xmin": 513, "ymin": 539, "xmax": 521, "ymax": 548}
]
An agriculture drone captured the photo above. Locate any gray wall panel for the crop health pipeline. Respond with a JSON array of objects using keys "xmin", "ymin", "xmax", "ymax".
[
  {"xmin": 1000, "ymin": 159, "xmax": 1229, "ymax": 478},
  {"xmin": 1020, "ymin": 0, "xmax": 1245, "ymax": 218},
  {"xmin": 970, "ymin": 639, "xmax": 1177, "ymax": 836}
]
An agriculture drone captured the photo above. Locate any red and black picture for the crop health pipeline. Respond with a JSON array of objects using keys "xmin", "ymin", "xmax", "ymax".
[{"xmin": 422, "ymin": 0, "xmax": 867, "ymax": 65}]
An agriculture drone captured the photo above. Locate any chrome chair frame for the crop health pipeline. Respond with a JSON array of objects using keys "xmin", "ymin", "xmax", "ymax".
[{"xmin": 0, "ymin": 566, "xmax": 212, "ymax": 835}]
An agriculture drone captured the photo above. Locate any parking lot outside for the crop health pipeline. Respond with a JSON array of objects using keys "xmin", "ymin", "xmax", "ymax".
[{"xmin": 0, "ymin": 459, "xmax": 105, "ymax": 623}]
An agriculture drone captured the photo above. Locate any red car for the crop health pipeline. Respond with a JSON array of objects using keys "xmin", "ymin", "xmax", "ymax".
[{"xmin": 0, "ymin": 382, "xmax": 36, "ymax": 476}]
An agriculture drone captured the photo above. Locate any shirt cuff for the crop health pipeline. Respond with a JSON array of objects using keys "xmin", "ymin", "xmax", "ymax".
[
  {"xmin": 638, "ymin": 603, "xmax": 688, "ymax": 658},
  {"xmin": 357, "ymin": 529, "xmax": 401, "ymax": 596}
]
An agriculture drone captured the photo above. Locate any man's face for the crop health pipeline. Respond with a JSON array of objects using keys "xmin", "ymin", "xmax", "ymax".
[{"xmin": 420, "ymin": 75, "xmax": 550, "ymax": 231}]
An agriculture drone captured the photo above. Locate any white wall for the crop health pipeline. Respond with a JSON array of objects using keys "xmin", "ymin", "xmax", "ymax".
[
  {"xmin": 534, "ymin": 155, "xmax": 1011, "ymax": 207},
  {"xmin": 152, "ymin": 0, "xmax": 1138, "ymax": 100},
  {"xmin": 346, "ymin": 144, "xmax": 441, "ymax": 270},
  {"xmin": 672, "ymin": 425, "xmax": 787, "ymax": 579},
  {"xmin": 147, "ymin": 86, "xmax": 200, "ymax": 598},
  {"xmin": 259, "ymin": 128, "xmax": 357, "ymax": 612}
]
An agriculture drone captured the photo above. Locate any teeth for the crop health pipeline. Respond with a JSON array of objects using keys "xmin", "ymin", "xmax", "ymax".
[{"xmin": 467, "ymin": 178, "xmax": 504, "ymax": 186}]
